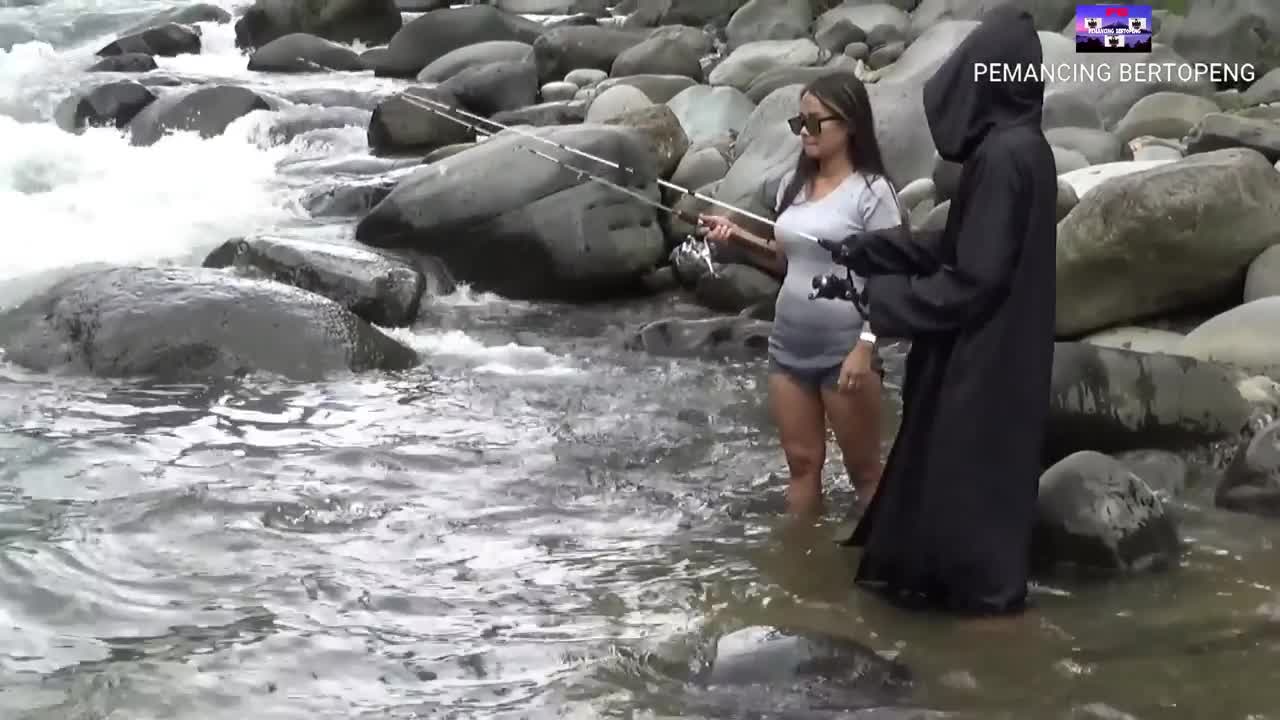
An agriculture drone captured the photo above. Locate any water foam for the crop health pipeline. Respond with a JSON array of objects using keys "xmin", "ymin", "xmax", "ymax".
[{"xmin": 392, "ymin": 328, "xmax": 579, "ymax": 377}]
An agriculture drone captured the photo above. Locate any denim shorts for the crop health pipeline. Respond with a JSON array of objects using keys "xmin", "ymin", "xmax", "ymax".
[{"xmin": 768, "ymin": 350, "xmax": 884, "ymax": 389}]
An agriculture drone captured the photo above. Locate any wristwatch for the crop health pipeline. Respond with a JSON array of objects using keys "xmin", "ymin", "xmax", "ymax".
[{"xmin": 859, "ymin": 329, "xmax": 877, "ymax": 344}]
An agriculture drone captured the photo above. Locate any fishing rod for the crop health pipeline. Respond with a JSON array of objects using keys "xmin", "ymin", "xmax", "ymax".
[{"xmin": 393, "ymin": 90, "xmax": 819, "ymax": 243}]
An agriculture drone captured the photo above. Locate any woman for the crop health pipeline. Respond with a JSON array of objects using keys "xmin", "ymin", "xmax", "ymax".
[{"xmin": 699, "ymin": 72, "xmax": 904, "ymax": 518}]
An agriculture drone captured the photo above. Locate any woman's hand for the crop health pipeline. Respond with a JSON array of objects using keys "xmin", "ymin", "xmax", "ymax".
[
  {"xmin": 837, "ymin": 342, "xmax": 876, "ymax": 393},
  {"xmin": 698, "ymin": 214, "xmax": 740, "ymax": 245}
]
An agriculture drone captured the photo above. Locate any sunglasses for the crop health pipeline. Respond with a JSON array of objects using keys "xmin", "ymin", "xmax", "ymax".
[{"xmin": 787, "ymin": 114, "xmax": 839, "ymax": 136}]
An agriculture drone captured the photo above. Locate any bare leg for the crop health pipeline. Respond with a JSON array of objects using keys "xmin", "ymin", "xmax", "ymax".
[
  {"xmin": 767, "ymin": 370, "xmax": 828, "ymax": 517},
  {"xmin": 821, "ymin": 372, "xmax": 884, "ymax": 514}
]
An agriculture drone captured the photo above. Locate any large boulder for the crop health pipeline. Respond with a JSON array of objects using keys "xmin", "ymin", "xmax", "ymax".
[
  {"xmin": 97, "ymin": 23, "xmax": 201, "ymax": 57},
  {"xmin": 54, "ymin": 81, "xmax": 156, "ymax": 133},
  {"xmin": 202, "ymin": 236, "xmax": 454, "ymax": 327},
  {"xmin": 1217, "ymin": 419, "xmax": 1280, "ymax": 517},
  {"xmin": 1175, "ymin": 297, "xmax": 1280, "ymax": 378},
  {"xmin": 666, "ymin": 84, "xmax": 757, "ymax": 148},
  {"xmin": 1170, "ymin": 0, "xmax": 1280, "ymax": 79},
  {"xmin": 1047, "ymin": 342, "xmax": 1251, "ymax": 461},
  {"xmin": 354, "ymin": 124, "xmax": 668, "ymax": 300},
  {"xmin": 246, "ymin": 33, "xmax": 365, "ymax": 73},
  {"xmin": 724, "ymin": 0, "xmax": 811, "ymax": 50},
  {"xmin": 908, "ymin": 0, "xmax": 1077, "ymax": 39},
  {"xmin": 367, "ymin": 87, "xmax": 475, "ymax": 155},
  {"xmin": 127, "ymin": 86, "xmax": 273, "ymax": 146},
  {"xmin": 1034, "ymin": 450, "xmax": 1181, "ymax": 575},
  {"xmin": 0, "ymin": 266, "xmax": 418, "ymax": 381},
  {"xmin": 707, "ymin": 38, "xmax": 823, "ymax": 92},
  {"xmin": 415, "ymin": 40, "xmax": 534, "ymax": 83},
  {"xmin": 602, "ymin": 103, "xmax": 689, "ymax": 178},
  {"xmin": 372, "ymin": 6, "xmax": 543, "ymax": 78},
  {"xmin": 533, "ymin": 25, "xmax": 649, "ymax": 84},
  {"xmin": 234, "ymin": 0, "xmax": 402, "ymax": 50},
  {"xmin": 1184, "ymin": 112, "xmax": 1280, "ymax": 164},
  {"xmin": 1055, "ymin": 149, "xmax": 1280, "ymax": 337}
]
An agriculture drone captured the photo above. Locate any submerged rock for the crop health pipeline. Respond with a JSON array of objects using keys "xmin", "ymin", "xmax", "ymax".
[
  {"xmin": 127, "ymin": 85, "xmax": 273, "ymax": 146},
  {"xmin": 1035, "ymin": 450, "xmax": 1181, "ymax": 575},
  {"xmin": 1217, "ymin": 419, "xmax": 1280, "ymax": 517},
  {"xmin": 625, "ymin": 316, "xmax": 771, "ymax": 359},
  {"xmin": 247, "ymin": 33, "xmax": 366, "ymax": 73},
  {"xmin": 97, "ymin": 22, "xmax": 201, "ymax": 57},
  {"xmin": 0, "ymin": 266, "xmax": 418, "ymax": 381},
  {"xmin": 202, "ymin": 236, "xmax": 452, "ymax": 327},
  {"xmin": 54, "ymin": 81, "xmax": 156, "ymax": 133}
]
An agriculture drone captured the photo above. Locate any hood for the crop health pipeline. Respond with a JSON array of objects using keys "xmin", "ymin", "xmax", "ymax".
[{"xmin": 922, "ymin": 6, "xmax": 1044, "ymax": 163}]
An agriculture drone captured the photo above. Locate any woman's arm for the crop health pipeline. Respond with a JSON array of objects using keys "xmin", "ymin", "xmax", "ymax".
[{"xmin": 726, "ymin": 224, "xmax": 786, "ymax": 276}]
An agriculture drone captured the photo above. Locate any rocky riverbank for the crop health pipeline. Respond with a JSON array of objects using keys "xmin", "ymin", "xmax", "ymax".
[{"xmin": 7, "ymin": 0, "xmax": 1280, "ymax": 626}]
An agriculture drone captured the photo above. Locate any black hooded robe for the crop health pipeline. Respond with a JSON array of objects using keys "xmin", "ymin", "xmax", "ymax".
[{"xmin": 841, "ymin": 6, "xmax": 1059, "ymax": 616}]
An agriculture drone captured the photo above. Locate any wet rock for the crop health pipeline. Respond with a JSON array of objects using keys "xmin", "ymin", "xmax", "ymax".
[
  {"xmin": 708, "ymin": 38, "xmax": 822, "ymax": 92},
  {"xmin": 492, "ymin": 100, "xmax": 587, "ymax": 127},
  {"xmin": 441, "ymin": 59, "xmax": 539, "ymax": 117},
  {"xmin": 1175, "ymin": 297, "xmax": 1280, "ymax": 378},
  {"xmin": 1081, "ymin": 326, "xmax": 1185, "ymax": 355},
  {"xmin": 694, "ymin": 626, "xmax": 912, "ymax": 709},
  {"xmin": 1044, "ymin": 127, "xmax": 1130, "ymax": 165},
  {"xmin": 247, "ymin": 33, "xmax": 365, "ymax": 73},
  {"xmin": 625, "ymin": 316, "xmax": 771, "ymax": 359},
  {"xmin": 1170, "ymin": 0, "xmax": 1280, "ymax": 79},
  {"xmin": 817, "ymin": 21, "xmax": 866, "ymax": 54},
  {"xmin": 1217, "ymin": 420, "xmax": 1280, "ymax": 517},
  {"xmin": 302, "ymin": 180, "xmax": 396, "ymax": 217},
  {"xmin": 596, "ymin": 74, "xmax": 697, "ymax": 103},
  {"xmin": 262, "ymin": 105, "xmax": 371, "ymax": 144},
  {"xmin": 602, "ymin": 103, "xmax": 689, "ymax": 178},
  {"xmin": 1113, "ymin": 92, "xmax": 1221, "ymax": 144},
  {"xmin": 1047, "ymin": 342, "xmax": 1251, "ymax": 460},
  {"xmin": 541, "ymin": 81, "xmax": 578, "ymax": 101},
  {"xmin": 415, "ymin": 40, "xmax": 534, "ymax": 83},
  {"xmin": 1117, "ymin": 449, "xmax": 1192, "ymax": 502},
  {"xmin": 0, "ymin": 266, "xmax": 418, "ymax": 381},
  {"xmin": 128, "ymin": 85, "xmax": 273, "ymax": 146},
  {"xmin": 97, "ymin": 22, "xmax": 201, "ymax": 57},
  {"xmin": 202, "ymin": 236, "xmax": 436, "ymax": 327},
  {"xmin": 534, "ymin": 25, "xmax": 649, "ymax": 84},
  {"xmin": 367, "ymin": 86, "xmax": 474, "ymax": 156},
  {"xmin": 565, "ymin": 68, "xmax": 608, "ymax": 87},
  {"xmin": 234, "ymin": 0, "xmax": 402, "ymax": 51},
  {"xmin": 725, "ymin": 0, "xmax": 811, "ymax": 50},
  {"xmin": 611, "ymin": 34, "xmax": 704, "ymax": 81},
  {"xmin": 819, "ymin": 3, "xmax": 911, "ymax": 41},
  {"xmin": 54, "ymin": 81, "xmax": 156, "ymax": 133},
  {"xmin": 1184, "ymin": 112, "xmax": 1280, "ymax": 164},
  {"xmin": 1034, "ymin": 451, "xmax": 1181, "ymax": 575},
  {"xmin": 373, "ymin": 5, "xmax": 542, "ymax": 78},
  {"xmin": 1055, "ymin": 149, "xmax": 1280, "ymax": 337},
  {"xmin": 694, "ymin": 264, "xmax": 780, "ymax": 313},
  {"xmin": 87, "ymin": 53, "xmax": 158, "ymax": 72},
  {"xmin": 355, "ymin": 124, "xmax": 667, "ymax": 301},
  {"xmin": 1245, "ymin": 245, "xmax": 1280, "ymax": 302},
  {"xmin": 670, "ymin": 147, "xmax": 730, "ymax": 197},
  {"xmin": 123, "ymin": 3, "xmax": 230, "ymax": 34}
]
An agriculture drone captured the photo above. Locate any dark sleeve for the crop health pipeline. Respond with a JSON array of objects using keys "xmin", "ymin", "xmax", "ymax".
[
  {"xmin": 862, "ymin": 147, "xmax": 1025, "ymax": 337},
  {"xmin": 844, "ymin": 226, "xmax": 945, "ymax": 276}
]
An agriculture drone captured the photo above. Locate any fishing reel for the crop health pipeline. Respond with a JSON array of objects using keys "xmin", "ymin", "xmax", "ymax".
[
  {"xmin": 674, "ymin": 224, "xmax": 717, "ymax": 276},
  {"xmin": 809, "ymin": 269, "xmax": 858, "ymax": 301}
]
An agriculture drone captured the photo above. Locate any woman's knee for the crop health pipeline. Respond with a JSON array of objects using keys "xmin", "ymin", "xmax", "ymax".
[{"xmin": 782, "ymin": 439, "xmax": 825, "ymax": 480}]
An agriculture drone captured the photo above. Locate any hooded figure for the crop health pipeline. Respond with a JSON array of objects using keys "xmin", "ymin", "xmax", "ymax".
[{"xmin": 832, "ymin": 6, "xmax": 1058, "ymax": 615}]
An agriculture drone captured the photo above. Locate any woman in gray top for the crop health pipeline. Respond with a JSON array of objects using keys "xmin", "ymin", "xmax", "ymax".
[{"xmin": 699, "ymin": 73, "xmax": 904, "ymax": 518}]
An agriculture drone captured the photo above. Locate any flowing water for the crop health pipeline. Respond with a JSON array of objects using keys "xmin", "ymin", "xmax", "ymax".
[{"xmin": 4, "ymin": 2, "xmax": 1280, "ymax": 718}]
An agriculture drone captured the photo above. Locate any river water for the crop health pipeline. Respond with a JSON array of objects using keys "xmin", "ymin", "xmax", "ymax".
[{"xmin": 4, "ymin": 2, "xmax": 1280, "ymax": 718}]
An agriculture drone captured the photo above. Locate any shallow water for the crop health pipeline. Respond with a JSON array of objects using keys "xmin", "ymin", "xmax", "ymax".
[{"xmin": 4, "ymin": 2, "xmax": 1280, "ymax": 718}]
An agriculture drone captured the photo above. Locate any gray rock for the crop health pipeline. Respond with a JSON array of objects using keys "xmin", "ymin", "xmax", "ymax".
[
  {"xmin": 97, "ymin": 22, "xmax": 200, "ymax": 57},
  {"xmin": 909, "ymin": 0, "xmax": 1077, "ymax": 39},
  {"xmin": 1081, "ymin": 326, "xmax": 1185, "ymax": 355},
  {"xmin": 817, "ymin": 3, "xmax": 910, "ymax": 41},
  {"xmin": 585, "ymin": 83, "xmax": 652, "ymax": 122},
  {"xmin": 54, "ymin": 81, "xmax": 156, "ymax": 133},
  {"xmin": 666, "ymin": 84, "xmax": 756, "ymax": 148},
  {"xmin": 817, "ymin": 20, "xmax": 866, "ymax": 53},
  {"xmin": 1245, "ymin": 245, "xmax": 1280, "ymax": 302},
  {"xmin": 624, "ymin": 316, "xmax": 771, "ymax": 359},
  {"xmin": 867, "ymin": 40, "xmax": 904, "ymax": 69},
  {"xmin": 127, "ymin": 85, "xmax": 273, "ymax": 146},
  {"xmin": 234, "ymin": 0, "xmax": 402, "ymax": 51},
  {"xmin": 441, "ymin": 59, "xmax": 539, "ymax": 116},
  {"xmin": 372, "ymin": 5, "xmax": 542, "ymax": 78},
  {"xmin": 202, "ymin": 236, "xmax": 444, "ymax": 327},
  {"xmin": 602, "ymin": 102, "xmax": 690, "ymax": 178},
  {"xmin": 1116, "ymin": 449, "xmax": 1192, "ymax": 502},
  {"xmin": 596, "ymin": 74, "xmax": 699, "ymax": 103},
  {"xmin": 1052, "ymin": 145, "xmax": 1090, "ymax": 174},
  {"xmin": 1056, "ymin": 149, "xmax": 1280, "ymax": 337},
  {"xmin": 725, "ymin": 0, "xmax": 811, "ymax": 50},
  {"xmin": 301, "ymin": 180, "xmax": 396, "ymax": 217},
  {"xmin": 564, "ymin": 67, "xmax": 608, "ymax": 87},
  {"xmin": 707, "ymin": 38, "xmax": 822, "ymax": 91},
  {"xmin": 123, "ymin": 3, "xmax": 230, "ymax": 34},
  {"xmin": 415, "ymin": 40, "xmax": 534, "ymax": 83},
  {"xmin": 1044, "ymin": 127, "xmax": 1130, "ymax": 165},
  {"xmin": 247, "ymin": 32, "xmax": 365, "ymax": 73},
  {"xmin": 367, "ymin": 86, "xmax": 474, "ymax": 155},
  {"xmin": 0, "ymin": 266, "xmax": 418, "ymax": 381},
  {"xmin": 1055, "ymin": 177, "xmax": 1078, "ymax": 220},
  {"xmin": 1170, "ymin": 0, "xmax": 1280, "ymax": 79},
  {"xmin": 1034, "ymin": 450, "xmax": 1181, "ymax": 574},
  {"xmin": 611, "ymin": 34, "xmax": 704, "ymax": 81},
  {"xmin": 743, "ymin": 66, "xmax": 843, "ymax": 104},
  {"xmin": 355, "ymin": 124, "xmax": 668, "ymax": 300},
  {"xmin": 670, "ymin": 147, "xmax": 731, "ymax": 199},
  {"xmin": 1042, "ymin": 90, "xmax": 1103, "ymax": 129},
  {"xmin": 844, "ymin": 41, "xmax": 869, "ymax": 60},
  {"xmin": 1243, "ymin": 67, "xmax": 1280, "ymax": 105},
  {"xmin": 492, "ymin": 99, "xmax": 587, "ymax": 126},
  {"xmin": 1218, "ymin": 419, "xmax": 1280, "ymax": 517},
  {"xmin": 87, "ymin": 53, "xmax": 158, "ymax": 72},
  {"xmin": 1113, "ymin": 91, "xmax": 1221, "ymax": 144},
  {"xmin": 1176, "ymin": 297, "xmax": 1280, "ymax": 377},
  {"xmin": 1048, "ymin": 342, "xmax": 1251, "ymax": 459},
  {"xmin": 694, "ymin": 263, "xmax": 780, "ymax": 312},
  {"xmin": 534, "ymin": 25, "xmax": 649, "ymax": 84},
  {"xmin": 1184, "ymin": 112, "xmax": 1280, "ymax": 164},
  {"xmin": 541, "ymin": 81, "xmax": 579, "ymax": 102}
]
